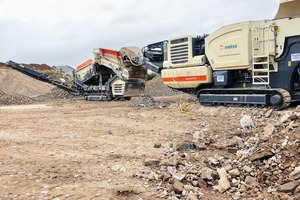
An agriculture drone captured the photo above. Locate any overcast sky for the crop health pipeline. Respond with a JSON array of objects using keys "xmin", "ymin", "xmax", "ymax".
[{"xmin": 0, "ymin": 0, "xmax": 280, "ymax": 68}]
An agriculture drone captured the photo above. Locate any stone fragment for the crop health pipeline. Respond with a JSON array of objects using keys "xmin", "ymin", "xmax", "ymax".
[
  {"xmin": 186, "ymin": 191, "xmax": 198, "ymax": 200},
  {"xmin": 173, "ymin": 179, "xmax": 184, "ymax": 194},
  {"xmin": 250, "ymin": 150, "xmax": 274, "ymax": 161},
  {"xmin": 144, "ymin": 158, "xmax": 160, "ymax": 167},
  {"xmin": 295, "ymin": 105, "xmax": 300, "ymax": 113},
  {"xmin": 245, "ymin": 176, "xmax": 258, "ymax": 187},
  {"xmin": 278, "ymin": 180, "xmax": 300, "ymax": 193},
  {"xmin": 227, "ymin": 147, "xmax": 238, "ymax": 153},
  {"xmin": 167, "ymin": 166, "xmax": 177, "ymax": 176},
  {"xmin": 233, "ymin": 192, "xmax": 241, "ymax": 200},
  {"xmin": 217, "ymin": 136, "xmax": 243, "ymax": 149},
  {"xmin": 242, "ymin": 166, "xmax": 253, "ymax": 173},
  {"xmin": 267, "ymin": 186, "xmax": 277, "ymax": 193},
  {"xmin": 214, "ymin": 168, "xmax": 231, "ymax": 193},
  {"xmin": 229, "ymin": 169, "xmax": 240, "ymax": 177},
  {"xmin": 161, "ymin": 173, "xmax": 172, "ymax": 182},
  {"xmin": 295, "ymin": 184, "xmax": 300, "ymax": 194},
  {"xmin": 198, "ymin": 143, "xmax": 207, "ymax": 150},
  {"xmin": 280, "ymin": 193, "xmax": 292, "ymax": 200},
  {"xmin": 201, "ymin": 167, "xmax": 214, "ymax": 180},
  {"xmin": 231, "ymin": 178, "xmax": 239, "ymax": 187},
  {"xmin": 176, "ymin": 143, "xmax": 198, "ymax": 151},
  {"xmin": 290, "ymin": 114, "xmax": 298, "ymax": 120},
  {"xmin": 198, "ymin": 179, "xmax": 207, "ymax": 188},
  {"xmin": 289, "ymin": 167, "xmax": 300, "ymax": 180},
  {"xmin": 154, "ymin": 143, "xmax": 161, "ymax": 148},
  {"xmin": 265, "ymin": 109, "xmax": 273, "ymax": 118},
  {"xmin": 280, "ymin": 113, "xmax": 290, "ymax": 123},
  {"xmin": 208, "ymin": 157, "xmax": 219, "ymax": 166},
  {"xmin": 193, "ymin": 131, "xmax": 205, "ymax": 140},
  {"xmin": 191, "ymin": 181, "xmax": 198, "ymax": 187},
  {"xmin": 240, "ymin": 115, "xmax": 254, "ymax": 131},
  {"xmin": 263, "ymin": 123, "xmax": 275, "ymax": 135},
  {"xmin": 173, "ymin": 172, "xmax": 185, "ymax": 181},
  {"xmin": 224, "ymin": 164, "xmax": 233, "ymax": 171}
]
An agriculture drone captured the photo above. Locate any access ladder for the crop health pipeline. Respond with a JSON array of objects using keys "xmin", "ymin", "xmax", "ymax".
[{"xmin": 252, "ymin": 26, "xmax": 270, "ymax": 85}]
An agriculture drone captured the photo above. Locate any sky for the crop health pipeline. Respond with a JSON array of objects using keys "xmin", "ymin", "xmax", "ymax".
[{"xmin": 0, "ymin": 0, "xmax": 280, "ymax": 68}]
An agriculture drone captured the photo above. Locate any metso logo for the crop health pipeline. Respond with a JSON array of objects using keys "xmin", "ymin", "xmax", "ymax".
[{"xmin": 220, "ymin": 44, "xmax": 238, "ymax": 51}]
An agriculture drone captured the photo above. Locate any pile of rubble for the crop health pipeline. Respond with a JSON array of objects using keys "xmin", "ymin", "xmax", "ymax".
[
  {"xmin": 0, "ymin": 63, "xmax": 75, "ymax": 106},
  {"xmin": 130, "ymin": 95, "xmax": 165, "ymax": 108},
  {"xmin": 0, "ymin": 88, "xmax": 75, "ymax": 106},
  {"xmin": 135, "ymin": 106, "xmax": 300, "ymax": 199},
  {"xmin": 0, "ymin": 90, "xmax": 36, "ymax": 105},
  {"xmin": 145, "ymin": 75, "xmax": 183, "ymax": 97},
  {"xmin": 34, "ymin": 88, "xmax": 75, "ymax": 102}
]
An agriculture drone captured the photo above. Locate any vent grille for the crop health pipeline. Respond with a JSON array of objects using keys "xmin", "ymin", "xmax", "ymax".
[
  {"xmin": 113, "ymin": 84, "xmax": 123, "ymax": 94},
  {"xmin": 170, "ymin": 43, "xmax": 189, "ymax": 64}
]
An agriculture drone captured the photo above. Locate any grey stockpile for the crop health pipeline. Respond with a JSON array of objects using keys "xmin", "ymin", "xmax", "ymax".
[
  {"xmin": 0, "ymin": 66, "xmax": 74, "ymax": 106},
  {"xmin": 145, "ymin": 75, "xmax": 183, "ymax": 97}
]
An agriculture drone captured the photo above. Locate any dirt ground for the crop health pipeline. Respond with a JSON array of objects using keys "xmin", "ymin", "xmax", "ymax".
[
  {"xmin": 1, "ymin": 59, "xmax": 299, "ymax": 200},
  {"xmin": 0, "ymin": 95, "xmax": 231, "ymax": 200},
  {"xmin": 0, "ymin": 95, "xmax": 299, "ymax": 200}
]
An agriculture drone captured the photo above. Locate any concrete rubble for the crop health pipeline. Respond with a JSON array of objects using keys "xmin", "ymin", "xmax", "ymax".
[{"xmin": 135, "ymin": 106, "xmax": 300, "ymax": 199}]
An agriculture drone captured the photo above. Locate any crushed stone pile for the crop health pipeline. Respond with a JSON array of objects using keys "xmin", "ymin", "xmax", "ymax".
[
  {"xmin": 0, "ymin": 63, "xmax": 75, "ymax": 106},
  {"xmin": 130, "ymin": 95, "xmax": 165, "ymax": 108},
  {"xmin": 0, "ymin": 68, "xmax": 55, "ymax": 97},
  {"xmin": 0, "ymin": 90, "xmax": 36, "ymax": 105},
  {"xmin": 135, "ymin": 103, "xmax": 300, "ymax": 200},
  {"xmin": 145, "ymin": 75, "xmax": 184, "ymax": 97},
  {"xmin": 23, "ymin": 63, "xmax": 52, "ymax": 72}
]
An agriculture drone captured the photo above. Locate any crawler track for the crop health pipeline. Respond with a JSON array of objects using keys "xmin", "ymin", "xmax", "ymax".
[{"xmin": 197, "ymin": 88, "xmax": 291, "ymax": 110}]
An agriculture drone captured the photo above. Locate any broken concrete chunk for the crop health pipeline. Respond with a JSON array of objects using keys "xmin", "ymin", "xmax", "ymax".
[
  {"xmin": 201, "ymin": 167, "xmax": 214, "ymax": 180},
  {"xmin": 229, "ymin": 169, "xmax": 240, "ymax": 177},
  {"xmin": 172, "ymin": 172, "xmax": 186, "ymax": 181},
  {"xmin": 250, "ymin": 150, "xmax": 274, "ymax": 162},
  {"xmin": 144, "ymin": 158, "xmax": 160, "ymax": 167},
  {"xmin": 280, "ymin": 113, "xmax": 290, "ymax": 124},
  {"xmin": 173, "ymin": 179, "xmax": 184, "ymax": 194},
  {"xmin": 231, "ymin": 178, "xmax": 240, "ymax": 187},
  {"xmin": 265, "ymin": 109, "xmax": 273, "ymax": 118},
  {"xmin": 242, "ymin": 165, "xmax": 253, "ymax": 173},
  {"xmin": 245, "ymin": 176, "xmax": 258, "ymax": 187},
  {"xmin": 214, "ymin": 168, "xmax": 231, "ymax": 193},
  {"xmin": 263, "ymin": 123, "xmax": 275, "ymax": 135},
  {"xmin": 193, "ymin": 131, "xmax": 205, "ymax": 141},
  {"xmin": 295, "ymin": 184, "xmax": 300, "ymax": 194},
  {"xmin": 278, "ymin": 180, "xmax": 300, "ymax": 193},
  {"xmin": 240, "ymin": 115, "xmax": 255, "ymax": 132},
  {"xmin": 289, "ymin": 167, "xmax": 300, "ymax": 180},
  {"xmin": 208, "ymin": 157, "xmax": 219, "ymax": 166}
]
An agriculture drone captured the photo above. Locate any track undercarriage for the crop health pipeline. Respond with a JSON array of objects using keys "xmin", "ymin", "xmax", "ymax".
[{"xmin": 197, "ymin": 88, "xmax": 291, "ymax": 110}]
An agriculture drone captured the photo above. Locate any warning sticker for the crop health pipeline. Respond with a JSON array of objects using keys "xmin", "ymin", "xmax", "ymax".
[{"xmin": 291, "ymin": 53, "xmax": 300, "ymax": 62}]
